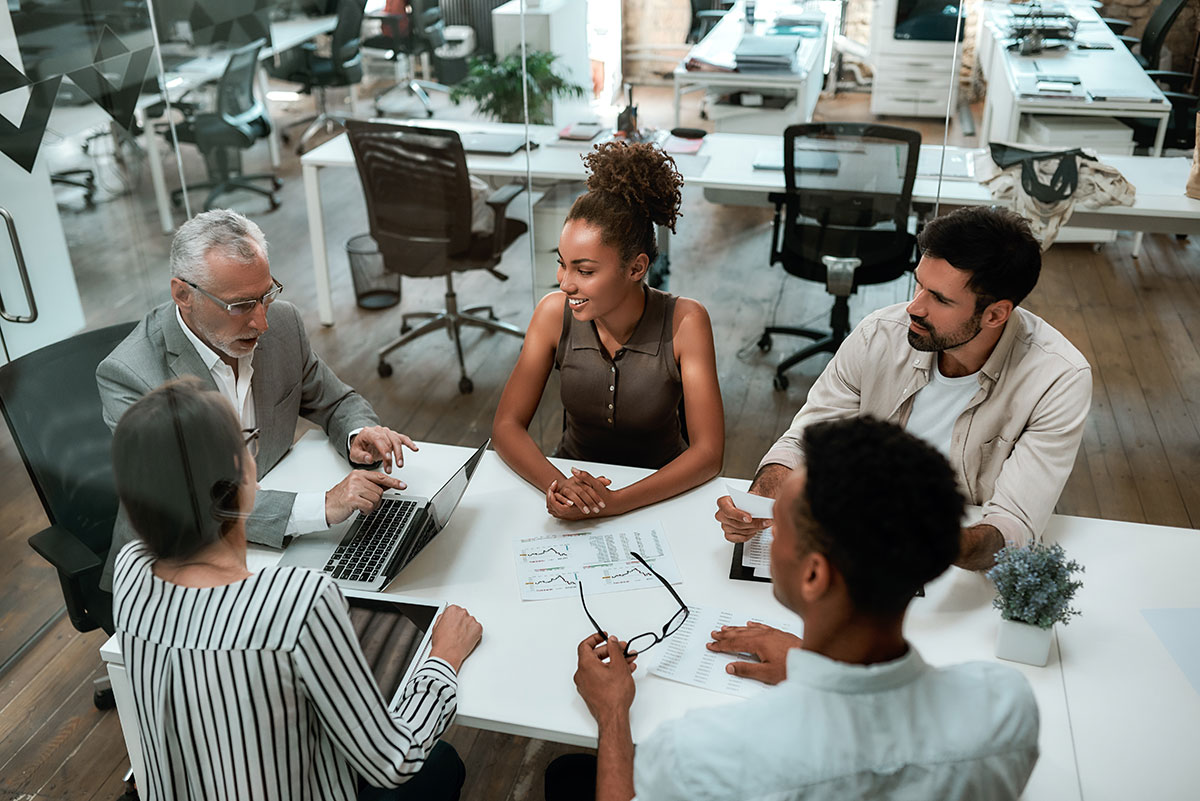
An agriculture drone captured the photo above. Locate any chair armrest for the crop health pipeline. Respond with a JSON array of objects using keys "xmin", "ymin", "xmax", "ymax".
[
  {"xmin": 486, "ymin": 182, "xmax": 525, "ymax": 212},
  {"xmin": 485, "ymin": 183, "xmax": 526, "ymax": 267},
  {"xmin": 28, "ymin": 525, "xmax": 103, "ymax": 580},
  {"xmin": 1146, "ymin": 70, "xmax": 1194, "ymax": 92},
  {"xmin": 1100, "ymin": 16, "xmax": 1131, "ymax": 34}
]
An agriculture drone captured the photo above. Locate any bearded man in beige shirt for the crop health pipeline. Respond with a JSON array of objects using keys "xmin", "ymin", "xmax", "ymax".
[{"xmin": 718, "ymin": 206, "xmax": 1092, "ymax": 571}]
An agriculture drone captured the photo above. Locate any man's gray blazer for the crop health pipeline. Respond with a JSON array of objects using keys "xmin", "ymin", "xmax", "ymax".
[{"xmin": 96, "ymin": 300, "xmax": 379, "ymax": 589}]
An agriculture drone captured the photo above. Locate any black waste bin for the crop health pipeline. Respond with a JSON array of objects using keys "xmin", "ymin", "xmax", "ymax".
[{"xmin": 346, "ymin": 233, "xmax": 401, "ymax": 310}]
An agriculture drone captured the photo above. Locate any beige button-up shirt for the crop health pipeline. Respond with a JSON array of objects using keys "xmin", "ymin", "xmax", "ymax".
[{"xmin": 760, "ymin": 303, "xmax": 1092, "ymax": 546}]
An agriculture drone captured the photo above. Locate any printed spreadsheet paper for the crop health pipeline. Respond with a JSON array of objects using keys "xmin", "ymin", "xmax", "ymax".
[
  {"xmin": 513, "ymin": 520, "xmax": 682, "ymax": 601},
  {"xmin": 651, "ymin": 605, "xmax": 802, "ymax": 697}
]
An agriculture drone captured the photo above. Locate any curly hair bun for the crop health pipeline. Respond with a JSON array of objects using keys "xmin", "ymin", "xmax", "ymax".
[{"xmin": 582, "ymin": 141, "xmax": 683, "ymax": 233}]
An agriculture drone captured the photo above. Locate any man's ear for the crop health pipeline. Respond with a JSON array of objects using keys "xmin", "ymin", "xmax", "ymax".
[
  {"xmin": 628, "ymin": 253, "xmax": 650, "ymax": 283},
  {"xmin": 170, "ymin": 277, "xmax": 193, "ymax": 312},
  {"xmin": 799, "ymin": 551, "xmax": 834, "ymax": 603},
  {"xmin": 982, "ymin": 299, "xmax": 1013, "ymax": 329}
]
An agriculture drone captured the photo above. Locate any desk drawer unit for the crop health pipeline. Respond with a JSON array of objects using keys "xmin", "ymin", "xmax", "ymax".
[{"xmin": 870, "ymin": 54, "xmax": 958, "ymax": 118}]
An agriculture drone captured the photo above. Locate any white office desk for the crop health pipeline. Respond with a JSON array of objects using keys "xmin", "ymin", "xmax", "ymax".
[
  {"xmin": 976, "ymin": 1, "xmax": 1170, "ymax": 156},
  {"xmin": 301, "ymin": 123, "xmax": 1200, "ymax": 325},
  {"xmin": 673, "ymin": 0, "xmax": 827, "ymax": 129},
  {"xmin": 99, "ymin": 432, "xmax": 1200, "ymax": 797}
]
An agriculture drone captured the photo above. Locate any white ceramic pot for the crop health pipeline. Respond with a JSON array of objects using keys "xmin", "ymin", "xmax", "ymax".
[{"xmin": 995, "ymin": 618, "xmax": 1053, "ymax": 667}]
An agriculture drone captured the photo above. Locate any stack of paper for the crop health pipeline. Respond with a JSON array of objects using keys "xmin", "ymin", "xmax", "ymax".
[{"xmin": 734, "ymin": 34, "xmax": 801, "ymax": 72}]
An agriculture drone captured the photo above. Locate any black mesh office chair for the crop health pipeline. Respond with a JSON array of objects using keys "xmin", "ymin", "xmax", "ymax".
[
  {"xmin": 0, "ymin": 322, "xmax": 136, "ymax": 709},
  {"xmin": 688, "ymin": 0, "xmax": 731, "ymax": 42},
  {"xmin": 269, "ymin": 0, "xmax": 367, "ymax": 154},
  {"xmin": 1108, "ymin": 0, "xmax": 1190, "ymax": 70},
  {"xmin": 758, "ymin": 122, "xmax": 920, "ymax": 391},
  {"xmin": 168, "ymin": 39, "xmax": 282, "ymax": 211},
  {"xmin": 364, "ymin": 0, "xmax": 451, "ymax": 117},
  {"xmin": 1123, "ymin": 77, "xmax": 1197, "ymax": 152},
  {"xmin": 346, "ymin": 119, "xmax": 527, "ymax": 394}
]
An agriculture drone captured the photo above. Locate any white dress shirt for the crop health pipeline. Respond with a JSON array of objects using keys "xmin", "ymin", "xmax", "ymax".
[
  {"xmin": 633, "ymin": 646, "xmax": 1039, "ymax": 801},
  {"xmin": 175, "ymin": 307, "xmax": 328, "ymax": 534}
]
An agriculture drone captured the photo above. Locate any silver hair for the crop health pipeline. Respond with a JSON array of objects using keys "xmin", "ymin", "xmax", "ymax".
[{"xmin": 170, "ymin": 209, "xmax": 270, "ymax": 284}]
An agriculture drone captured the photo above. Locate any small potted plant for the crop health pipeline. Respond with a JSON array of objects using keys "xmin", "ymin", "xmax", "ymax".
[
  {"xmin": 449, "ymin": 50, "xmax": 585, "ymax": 125},
  {"xmin": 986, "ymin": 540, "xmax": 1084, "ymax": 667}
]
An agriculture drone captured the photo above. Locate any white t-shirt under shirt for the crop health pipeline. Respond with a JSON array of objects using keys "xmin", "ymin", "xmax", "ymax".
[{"xmin": 905, "ymin": 358, "xmax": 983, "ymax": 459}]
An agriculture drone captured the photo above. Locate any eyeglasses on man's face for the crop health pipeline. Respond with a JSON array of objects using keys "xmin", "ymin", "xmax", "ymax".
[
  {"xmin": 184, "ymin": 278, "xmax": 283, "ymax": 317},
  {"xmin": 579, "ymin": 551, "xmax": 690, "ymax": 660}
]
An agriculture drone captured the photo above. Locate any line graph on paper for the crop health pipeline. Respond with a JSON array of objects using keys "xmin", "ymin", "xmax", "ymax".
[
  {"xmin": 522, "ymin": 569, "xmax": 579, "ymax": 598},
  {"xmin": 513, "ymin": 521, "xmax": 682, "ymax": 601}
]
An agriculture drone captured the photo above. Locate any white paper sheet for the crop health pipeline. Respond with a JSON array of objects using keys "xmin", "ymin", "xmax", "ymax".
[
  {"xmin": 513, "ymin": 520, "xmax": 681, "ymax": 601},
  {"xmin": 741, "ymin": 528, "xmax": 774, "ymax": 579},
  {"xmin": 1141, "ymin": 608, "xmax": 1200, "ymax": 696},
  {"xmin": 724, "ymin": 482, "xmax": 775, "ymax": 519},
  {"xmin": 651, "ymin": 605, "xmax": 801, "ymax": 698}
]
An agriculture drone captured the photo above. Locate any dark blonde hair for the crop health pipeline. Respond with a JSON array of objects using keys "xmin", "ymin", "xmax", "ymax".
[
  {"xmin": 566, "ymin": 142, "xmax": 684, "ymax": 267},
  {"xmin": 112, "ymin": 377, "xmax": 247, "ymax": 561}
]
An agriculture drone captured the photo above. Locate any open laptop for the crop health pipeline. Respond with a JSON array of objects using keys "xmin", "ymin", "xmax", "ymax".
[
  {"xmin": 460, "ymin": 132, "xmax": 537, "ymax": 155},
  {"xmin": 279, "ymin": 440, "xmax": 489, "ymax": 591}
]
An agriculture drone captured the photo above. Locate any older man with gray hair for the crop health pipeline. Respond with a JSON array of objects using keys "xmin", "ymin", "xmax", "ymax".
[{"xmin": 97, "ymin": 209, "xmax": 415, "ymax": 590}]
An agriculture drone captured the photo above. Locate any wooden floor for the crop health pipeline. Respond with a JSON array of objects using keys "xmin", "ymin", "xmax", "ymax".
[{"xmin": 2, "ymin": 85, "xmax": 1198, "ymax": 800}]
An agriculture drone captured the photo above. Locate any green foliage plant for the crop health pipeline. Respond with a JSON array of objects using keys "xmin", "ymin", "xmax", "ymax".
[
  {"xmin": 986, "ymin": 540, "xmax": 1084, "ymax": 629},
  {"xmin": 449, "ymin": 50, "xmax": 585, "ymax": 124}
]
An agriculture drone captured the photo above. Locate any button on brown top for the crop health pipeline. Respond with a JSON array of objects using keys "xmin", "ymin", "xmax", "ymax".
[{"xmin": 553, "ymin": 286, "xmax": 686, "ymax": 469}]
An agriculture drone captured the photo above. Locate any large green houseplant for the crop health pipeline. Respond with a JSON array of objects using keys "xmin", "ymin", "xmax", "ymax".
[{"xmin": 449, "ymin": 50, "xmax": 585, "ymax": 125}]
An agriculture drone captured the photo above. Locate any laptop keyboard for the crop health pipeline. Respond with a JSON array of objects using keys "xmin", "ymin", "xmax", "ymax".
[{"xmin": 324, "ymin": 498, "xmax": 419, "ymax": 583}]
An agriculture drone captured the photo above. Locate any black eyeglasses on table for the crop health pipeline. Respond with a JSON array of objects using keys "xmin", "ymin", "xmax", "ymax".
[{"xmin": 579, "ymin": 551, "xmax": 690, "ymax": 660}]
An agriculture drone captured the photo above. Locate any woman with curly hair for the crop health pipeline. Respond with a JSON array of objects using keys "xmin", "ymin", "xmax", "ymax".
[{"xmin": 493, "ymin": 141, "xmax": 724, "ymax": 520}]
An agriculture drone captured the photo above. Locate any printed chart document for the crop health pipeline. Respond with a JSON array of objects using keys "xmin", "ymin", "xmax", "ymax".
[
  {"xmin": 652, "ymin": 605, "xmax": 802, "ymax": 698},
  {"xmin": 514, "ymin": 520, "xmax": 681, "ymax": 601}
]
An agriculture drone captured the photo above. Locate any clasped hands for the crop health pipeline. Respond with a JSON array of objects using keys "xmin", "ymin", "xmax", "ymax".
[
  {"xmin": 326, "ymin": 426, "xmax": 418, "ymax": 525},
  {"xmin": 546, "ymin": 467, "xmax": 618, "ymax": 520}
]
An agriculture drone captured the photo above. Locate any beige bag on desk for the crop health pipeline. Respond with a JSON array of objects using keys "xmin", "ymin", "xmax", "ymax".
[{"xmin": 1187, "ymin": 112, "xmax": 1200, "ymax": 200}]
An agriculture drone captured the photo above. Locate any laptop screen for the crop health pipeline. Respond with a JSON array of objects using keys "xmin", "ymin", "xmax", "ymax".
[{"xmin": 427, "ymin": 441, "xmax": 488, "ymax": 530}]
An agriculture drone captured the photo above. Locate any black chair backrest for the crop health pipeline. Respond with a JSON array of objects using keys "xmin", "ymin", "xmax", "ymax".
[
  {"xmin": 0, "ymin": 322, "xmax": 136, "ymax": 558},
  {"xmin": 346, "ymin": 119, "xmax": 475, "ymax": 277},
  {"xmin": 332, "ymin": 0, "xmax": 368, "ymax": 79},
  {"xmin": 217, "ymin": 39, "xmax": 268, "ymax": 131},
  {"xmin": 1141, "ymin": 0, "xmax": 1189, "ymax": 70},
  {"xmin": 774, "ymin": 122, "xmax": 921, "ymax": 287}
]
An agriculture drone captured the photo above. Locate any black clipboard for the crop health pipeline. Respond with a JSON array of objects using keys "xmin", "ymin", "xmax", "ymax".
[{"xmin": 729, "ymin": 542, "xmax": 772, "ymax": 583}]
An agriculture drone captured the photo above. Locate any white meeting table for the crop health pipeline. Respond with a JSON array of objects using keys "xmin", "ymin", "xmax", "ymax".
[
  {"xmin": 101, "ymin": 434, "xmax": 1200, "ymax": 798},
  {"xmin": 301, "ymin": 121, "xmax": 1200, "ymax": 326}
]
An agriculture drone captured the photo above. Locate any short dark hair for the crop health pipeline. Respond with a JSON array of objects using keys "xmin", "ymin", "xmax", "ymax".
[
  {"xmin": 566, "ymin": 141, "xmax": 683, "ymax": 267},
  {"xmin": 112, "ymin": 377, "xmax": 247, "ymax": 561},
  {"xmin": 917, "ymin": 206, "xmax": 1041, "ymax": 310},
  {"xmin": 792, "ymin": 417, "xmax": 964, "ymax": 615}
]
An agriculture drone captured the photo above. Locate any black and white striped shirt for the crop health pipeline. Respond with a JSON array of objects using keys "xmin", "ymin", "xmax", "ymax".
[{"xmin": 113, "ymin": 542, "xmax": 458, "ymax": 801}]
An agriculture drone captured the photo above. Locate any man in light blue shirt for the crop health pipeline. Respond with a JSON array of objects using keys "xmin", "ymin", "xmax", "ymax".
[{"xmin": 567, "ymin": 417, "xmax": 1039, "ymax": 801}]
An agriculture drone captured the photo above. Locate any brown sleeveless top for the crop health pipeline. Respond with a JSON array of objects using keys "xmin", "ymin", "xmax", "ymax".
[{"xmin": 553, "ymin": 286, "xmax": 686, "ymax": 469}]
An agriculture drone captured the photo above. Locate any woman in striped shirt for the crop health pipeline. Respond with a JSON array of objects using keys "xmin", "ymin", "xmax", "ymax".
[{"xmin": 111, "ymin": 376, "xmax": 482, "ymax": 800}]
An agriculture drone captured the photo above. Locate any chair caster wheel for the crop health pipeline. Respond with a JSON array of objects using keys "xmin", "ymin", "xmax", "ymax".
[
  {"xmin": 757, "ymin": 334, "xmax": 772, "ymax": 353},
  {"xmin": 773, "ymin": 373, "xmax": 789, "ymax": 391},
  {"xmin": 272, "ymin": 177, "xmax": 283, "ymax": 189},
  {"xmin": 94, "ymin": 688, "xmax": 116, "ymax": 710},
  {"xmin": 377, "ymin": 362, "xmax": 394, "ymax": 378},
  {"xmin": 458, "ymin": 377, "xmax": 474, "ymax": 394},
  {"xmin": 488, "ymin": 311, "xmax": 498, "ymax": 321},
  {"xmin": 425, "ymin": 109, "xmax": 434, "ymax": 118},
  {"xmin": 268, "ymin": 196, "xmax": 280, "ymax": 211},
  {"xmin": 400, "ymin": 323, "xmax": 412, "ymax": 334}
]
